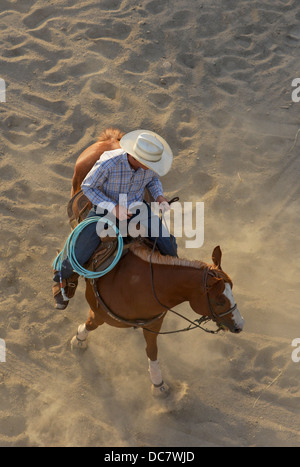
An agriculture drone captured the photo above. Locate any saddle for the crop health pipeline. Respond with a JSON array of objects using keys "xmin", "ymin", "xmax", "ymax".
[
  {"xmin": 67, "ymin": 190, "xmax": 137, "ymax": 274},
  {"xmin": 54, "ymin": 190, "xmax": 164, "ymax": 307},
  {"xmin": 67, "ymin": 190, "xmax": 92, "ymax": 230},
  {"xmin": 85, "ymin": 236, "xmax": 130, "ymax": 273},
  {"xmin": 66, "ymin": 189, "xmax": 170, "ymax": 274}
]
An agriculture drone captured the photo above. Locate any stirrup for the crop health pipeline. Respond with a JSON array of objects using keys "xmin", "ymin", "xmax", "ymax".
[{"xmin": 53, "ymin": 283, "xmax": 69, "ymax": 310}]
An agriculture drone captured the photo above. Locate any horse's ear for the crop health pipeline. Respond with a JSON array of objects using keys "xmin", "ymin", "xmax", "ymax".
[
  {"xmin": 212, "ymin": 245, "xmax": 222, "ymax": 269},
  {"xmin": 207, "ymin": 276, "xmax": 224, "ymax": 296}
]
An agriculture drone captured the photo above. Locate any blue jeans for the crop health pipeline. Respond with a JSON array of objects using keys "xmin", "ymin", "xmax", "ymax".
[{"xmin": 54, "ymin": 203, "xmax": 177, "ymax": 281}]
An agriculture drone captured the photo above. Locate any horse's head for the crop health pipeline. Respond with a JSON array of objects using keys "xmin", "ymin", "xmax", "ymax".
[
  {"xmin": 189, "ymin": 246, "xmax": 244, "ymax": 334},
  {"xmin": 204, "ymin": 246, "xmax": 244, "ymax": 333}
]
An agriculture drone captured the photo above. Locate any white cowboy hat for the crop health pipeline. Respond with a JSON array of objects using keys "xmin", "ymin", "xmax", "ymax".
[{"xmin": 120, "ymin": 130, "xmax": 173, "ymax": 176}]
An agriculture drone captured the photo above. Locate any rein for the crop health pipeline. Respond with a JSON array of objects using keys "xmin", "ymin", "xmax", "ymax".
[{"xmin": 91, "ymin": 278, "xmax": 167, "ymax": 328}]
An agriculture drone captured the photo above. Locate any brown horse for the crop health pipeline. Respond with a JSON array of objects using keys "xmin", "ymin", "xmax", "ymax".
[
  {"xmin": 70, "ymin": 244, "xmax": 244, "ymax": 396},
  {"xmin": 69, "ymin": 128, "xmax": 244, "ymax": 395}
]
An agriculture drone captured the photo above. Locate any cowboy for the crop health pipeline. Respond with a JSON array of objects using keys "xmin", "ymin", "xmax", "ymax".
[{"xmin": 53, "ymin": 130, "xmax": 178, "ymax": 309}]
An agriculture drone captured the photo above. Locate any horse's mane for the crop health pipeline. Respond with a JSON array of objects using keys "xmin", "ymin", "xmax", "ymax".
[
  {"xmin": 129, "ymin": 242, "xmax": 233, "ymax": 285},
  {"xmin": 98, "ymin": 127, "xmax": 125, "ymax": 142},
  {"xmin": 129, "ymin": 242, "xmax": 207, "ymax": 270}
]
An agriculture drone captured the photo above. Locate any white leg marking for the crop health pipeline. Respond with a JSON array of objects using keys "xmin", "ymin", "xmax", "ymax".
[
  {"xmin": 148, "ymin": 359, "xmax": 163, "ymax": 386},
  {"xmin": 77, "ymin": 323, "xmax": 89, "ymax": 341},
  {"xmin": 70, "ymin": 323, "xmax": 89, "ymax": 350}
]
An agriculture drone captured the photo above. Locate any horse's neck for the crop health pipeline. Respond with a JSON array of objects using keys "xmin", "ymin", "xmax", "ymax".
[{"xmin": 151, "ymin": 263, "xmax": 204, "ymax": 308}]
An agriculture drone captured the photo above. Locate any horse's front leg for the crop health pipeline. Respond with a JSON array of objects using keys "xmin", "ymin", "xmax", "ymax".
[
  {"xmin": 143, "ymin": 323, "xmax": 169, "ymax": 397},
  {"xmin": 71, "ymin": 308, "xmax": 103, "ymax": 350}
]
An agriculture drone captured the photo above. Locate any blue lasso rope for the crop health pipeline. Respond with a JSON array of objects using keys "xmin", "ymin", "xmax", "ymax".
[{"xmin": 52, "ymin": 216, "xmax": 124, "ymax": 279}]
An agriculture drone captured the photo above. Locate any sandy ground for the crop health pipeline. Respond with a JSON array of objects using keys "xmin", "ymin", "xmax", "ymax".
[{"xmin": 0, "ymin": 0, "xmax": 300, "ymax": 447}]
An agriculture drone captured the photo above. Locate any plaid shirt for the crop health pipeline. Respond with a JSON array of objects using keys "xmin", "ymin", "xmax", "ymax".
[{"xmin": 81, "ymin": 149, "xmax": 164, "ymax": 211}]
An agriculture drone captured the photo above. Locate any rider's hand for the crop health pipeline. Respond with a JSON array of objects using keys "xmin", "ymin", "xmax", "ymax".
[
  {"xmin": 112, "ymin": 204, "xmax": 133, "ymax": 221},
  {"xmin": 156, "ymin": 195, "xmax": 170, "ymax": 212}
]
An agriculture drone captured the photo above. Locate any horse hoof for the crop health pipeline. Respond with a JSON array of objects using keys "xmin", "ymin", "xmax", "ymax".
[
  {"xmin": 151, "ymin": 382, "xmax": 170, "ymax": 398},
  {"xmin": 70, "ymin": 335, "xmax": 88, "ymax": 351}
]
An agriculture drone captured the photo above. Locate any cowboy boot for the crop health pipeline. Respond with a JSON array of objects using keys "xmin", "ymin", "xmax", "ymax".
[{"xmin": 52, "ymin": 272, "xmax": 79, "ymax": 310}]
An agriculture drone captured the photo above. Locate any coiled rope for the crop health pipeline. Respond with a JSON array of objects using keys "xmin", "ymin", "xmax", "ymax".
[{"xmin": 52, "ymin": 216, "xmax": 124, "ymax": 279}]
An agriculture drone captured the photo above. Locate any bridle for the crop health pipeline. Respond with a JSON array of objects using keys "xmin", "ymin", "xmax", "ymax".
[
  {"xmin": 145, "ymin": 252, "xmax": 238, "ymax": 334},
  {"xmin": 202, "ymin": 265, "xmax": 238, "ymax": 324}
]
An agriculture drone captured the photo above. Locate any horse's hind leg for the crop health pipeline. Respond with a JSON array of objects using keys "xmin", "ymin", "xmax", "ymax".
[
  {"xmin": 71, "ymin": 308, "xmax": 103, "ymax": 350},
  {"xmin": 143, "ymin": 325, "xmax": 169, "ymax": 397}
]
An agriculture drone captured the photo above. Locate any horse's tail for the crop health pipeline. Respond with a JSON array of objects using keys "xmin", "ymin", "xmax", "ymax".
[{"xmin": 98, "ymin": 127, "xmax": 125, "ymax": 142}]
